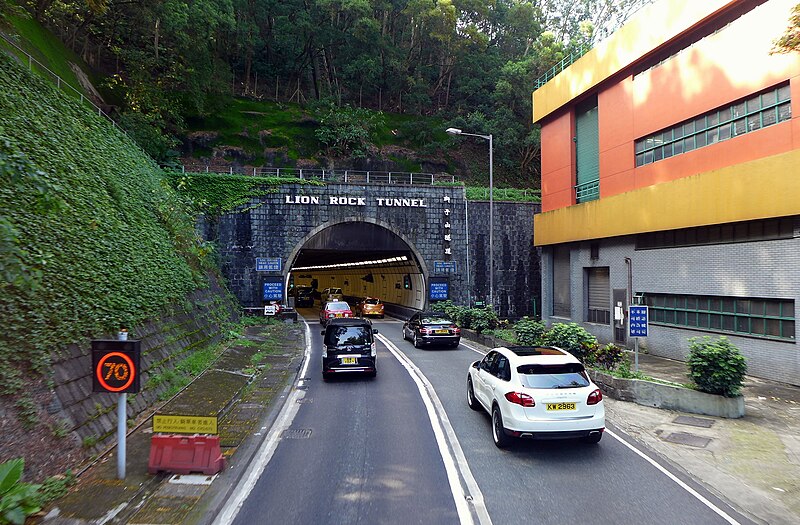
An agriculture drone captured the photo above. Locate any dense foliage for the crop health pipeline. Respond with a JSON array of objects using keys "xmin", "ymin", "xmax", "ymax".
[
  {"xmin": 15, "ymin": 0, "xmax": 650, "ymax": 185},
  {"xmin": 165, "ymin": 172, "xmax": 323, "ymax": 216},
  {"xmin": 687, "ymin": 336, "xmax": 748, "ymax": 397},
  {"xmin": 430, "ymin": 300, "xmax": 500, "ymax": 333},
  {"xmin": 0, "ymin": 53, "xmax": 210, "ymax": 410},
  {"xmin": 539, "ymin": 322, "xmax": 598, "ymax": 361}
]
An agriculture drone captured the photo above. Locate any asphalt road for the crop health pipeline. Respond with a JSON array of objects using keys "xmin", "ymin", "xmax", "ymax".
[{"xmin": 227, "ymin": 314, "xmax": 755, "ymax": 525}]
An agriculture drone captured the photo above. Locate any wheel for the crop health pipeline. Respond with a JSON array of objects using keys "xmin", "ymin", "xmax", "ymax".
[
  {"xmin": 467, "ymin": 377, "xmax": 480, "ymax": 411},
  {"xmin": 413, "ymin": 333, "xmax": 422, "ymax": 348},
  {"xmin": 492, "ymin": 405, "xmax": 512, "ymax": 448},
  {"xmin": 450, "ymin": 341, "xmax": 460, "ymax": 349},
  {"xmin": 583, "ymin": 432, "xmax": 602, "ymax": 444},
  {"xmin": 322, "ymin": 371, "xmax": 331, "ymax": 382}
]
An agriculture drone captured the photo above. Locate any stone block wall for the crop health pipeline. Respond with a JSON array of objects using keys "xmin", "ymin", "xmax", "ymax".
[{"xmin": 49, "ymin": 275, "xmax": 240, "ymax": 454}]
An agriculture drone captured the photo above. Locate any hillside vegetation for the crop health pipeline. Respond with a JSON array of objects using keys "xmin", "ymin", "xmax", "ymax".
[
  {"xmin": 0, "ymin": 51, "xmax": 212, "ymax": 420},
  {"xmin": 5, "ymin": 1, "xmax": 652, "ymax": 189}
]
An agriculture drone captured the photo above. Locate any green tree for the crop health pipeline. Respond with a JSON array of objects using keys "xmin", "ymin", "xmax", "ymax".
[{"xmin": 773, "ymin": 2, "xmax": 800, "ymax": 54}]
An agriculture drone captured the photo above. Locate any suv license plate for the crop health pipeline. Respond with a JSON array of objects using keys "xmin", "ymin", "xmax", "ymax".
[
  {"xmin": 546, "ymin": 403, "xmax": 576, "ymax": 411},
  {"xmin": 341, "ymin": 357, "xmax": 358, "ymax": 365}
]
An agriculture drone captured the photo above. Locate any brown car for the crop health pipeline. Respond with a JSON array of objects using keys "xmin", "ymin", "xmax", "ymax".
[{"xmin": 356, "ymin": 297, "xmax": 384, "ymax": 319}]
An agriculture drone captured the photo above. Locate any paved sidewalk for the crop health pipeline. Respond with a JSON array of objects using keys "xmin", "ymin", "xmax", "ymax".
[{"xmin": 608, "ymin": 352, "xmax": 800, "ymax": 525}]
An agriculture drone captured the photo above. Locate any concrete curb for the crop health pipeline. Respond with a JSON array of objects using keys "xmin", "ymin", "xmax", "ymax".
[{"xmin": 589, "ymin": 369, "xmax": 745, "ymax": 418}]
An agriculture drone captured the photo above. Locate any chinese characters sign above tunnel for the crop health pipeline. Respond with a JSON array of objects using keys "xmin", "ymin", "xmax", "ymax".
[{"xmin": 285, "ymin": 195, "xmax": 430, "ymax": 207}]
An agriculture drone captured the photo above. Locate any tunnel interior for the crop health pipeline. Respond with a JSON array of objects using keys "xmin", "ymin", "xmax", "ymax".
[{"xmin": 288, "ymin": 222, "xmax": 427, "ymax": 310}]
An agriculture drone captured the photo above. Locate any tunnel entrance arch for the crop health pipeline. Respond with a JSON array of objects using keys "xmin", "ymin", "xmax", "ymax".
[{"xmin": 285, "ymin": 218, "xmax": 430, "ymax": 311}]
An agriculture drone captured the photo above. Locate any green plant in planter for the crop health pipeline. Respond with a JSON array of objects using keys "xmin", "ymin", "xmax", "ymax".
[
  {"xmin": 513, "ymin": 317, "xmax": 546, "ymax": 345},
  {"xmin": 588, "ymin": 343, "xmax": 626, "ymax": 370},
  {"xmin": 540, "ymin": 323, "xmax": 598, "ymax": 361},
  {"xmin": 0, "ymin": 458, "xmax": 42, "ymax": 525},
  {"xmin": 687, "ymin": 336, "xmax": 747, "ymax": 397}
]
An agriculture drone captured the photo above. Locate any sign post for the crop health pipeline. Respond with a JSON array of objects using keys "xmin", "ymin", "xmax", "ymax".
[
  {"xmin": 92, "ymin": 339, "xmax": 141, "ymax": 479},
  {"xmin": 628, "ymin": 305, "xmax": 649, "ymax": 373}
]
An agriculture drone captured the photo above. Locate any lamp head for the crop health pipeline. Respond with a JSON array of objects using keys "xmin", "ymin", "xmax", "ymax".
[{"xmin": 445, "ymin": 127, "xmax": 462, "ymax": 135}]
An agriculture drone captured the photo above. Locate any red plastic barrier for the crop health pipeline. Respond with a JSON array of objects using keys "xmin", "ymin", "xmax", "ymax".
[{"xmin": 148, "ymin": 434, "xmax": 225, "ymax": 475}]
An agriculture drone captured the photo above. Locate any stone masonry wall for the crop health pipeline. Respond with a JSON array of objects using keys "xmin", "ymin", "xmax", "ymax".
[
  {"xmin": 49, "ymin": 275, "xmax": 240, "ymax": 454},
  {"xmin": 210, "ymin": 183, "xmax": 541, "ymax": 318}
]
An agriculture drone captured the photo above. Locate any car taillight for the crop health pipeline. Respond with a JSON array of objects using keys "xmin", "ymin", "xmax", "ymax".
[
  {"xmin": 505, "ymin": 392, "xmax": 535, "ymax": 407},
  {"xmin": 371, "ymin": 342, "xmax": 376, "ymax": 357},
  {"xmin": 587, "ymin": 389, "xmax": 603, "ymax": 405},
  {"xmin": 420, "ymin": 327, "xmax": 431, "ymax": 335},
  {"xmin": 451, "ymin": 325, "xmax": 461, "ymax": 334}
]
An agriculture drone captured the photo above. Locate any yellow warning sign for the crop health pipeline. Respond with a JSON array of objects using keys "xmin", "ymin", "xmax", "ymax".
[{"xmin": 153, "ymin": 414, "xmax": 218, "ymax": 434}]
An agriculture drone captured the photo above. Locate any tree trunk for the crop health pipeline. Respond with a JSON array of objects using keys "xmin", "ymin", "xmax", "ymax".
[{"xmin": 154, "ymin": 18, "xmax": 160, "ymax": 62}]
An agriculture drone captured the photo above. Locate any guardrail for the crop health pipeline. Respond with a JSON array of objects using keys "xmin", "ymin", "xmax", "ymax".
[
  {"xmin": 174, "ymin": 165, "xmax": 458, "ymax": 186},
  {"xmin": 0, "ymin": 31, "xmax": 122, "ymax": 133}
]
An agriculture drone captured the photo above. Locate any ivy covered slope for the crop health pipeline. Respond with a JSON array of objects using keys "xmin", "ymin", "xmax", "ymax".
[{"xmin": 0, "ymin": 51, "xmax": 213, "ymax": 396}]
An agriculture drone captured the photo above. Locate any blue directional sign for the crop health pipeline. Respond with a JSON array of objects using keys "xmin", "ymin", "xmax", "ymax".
[
  {"xmin": 629, "ymin": 305, "xmax": 649, "ymax": 337},
  {"xmin": 262, "ymin": 278, "xmax": 283, "ymax": 301},
  {"xmin": 430, "ymin": 278, "xmax": 449, "ymax": 301},
  {"xmin": 256, "ymin": 258, "xmax": 282, "ymax": 272},
  {"xmin": 433, "ymin": 261, "xmax": 457, "ymax": 274}
]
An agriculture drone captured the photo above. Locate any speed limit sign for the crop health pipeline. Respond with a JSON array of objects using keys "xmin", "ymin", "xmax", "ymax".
[{"xmin": 92, "ymin": 340, "xmax": 141, "ymax": 393}]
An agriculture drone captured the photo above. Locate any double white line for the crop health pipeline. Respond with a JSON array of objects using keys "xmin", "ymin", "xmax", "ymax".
[{"xmin": 376, "ymin": 333, "xmax": 492, "ymax": 525}]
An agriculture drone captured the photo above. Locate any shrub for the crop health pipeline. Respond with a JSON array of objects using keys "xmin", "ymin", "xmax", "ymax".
[
  {"xmin": 588, "ymin": 343, "xmax": 626, "ymax": 370},
  {"xmin": 0, "ymin": 458, "xmax": 42, "ymax": 525},
  {"xmin": 687, "ymin": 336, "xmax": 747, "ymax": 397},
  {"xmin": 513, "ymin": 317, "xmax": 546, "ymax": 345},
  {"xmin": 430, "ymin": 301, "xmax": 500, "ymax": 333},
  {"xmin": 540, "ymin": 322, "xmax": 598, "ymax": 361}
]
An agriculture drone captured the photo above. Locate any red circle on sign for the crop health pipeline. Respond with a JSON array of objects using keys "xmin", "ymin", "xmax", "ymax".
[{"xmin": 95, "ymin": 351, "xmax": 136, "ymax": 392}]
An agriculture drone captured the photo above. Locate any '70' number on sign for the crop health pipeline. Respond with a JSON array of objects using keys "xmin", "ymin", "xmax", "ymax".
[{"xmin": 104, "ymin": 362, "xmax": 129, "ymax": 381}]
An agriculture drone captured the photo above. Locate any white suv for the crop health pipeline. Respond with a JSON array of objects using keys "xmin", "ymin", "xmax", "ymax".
[{"xmin": 467, "ymin": 346, "xmax": 605, "ymax": 448}]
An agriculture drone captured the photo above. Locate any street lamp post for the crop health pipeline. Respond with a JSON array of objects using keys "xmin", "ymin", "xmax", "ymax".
[{"xmin": 446, "ymin": 127, "xmax": 493, "ymax": 307}]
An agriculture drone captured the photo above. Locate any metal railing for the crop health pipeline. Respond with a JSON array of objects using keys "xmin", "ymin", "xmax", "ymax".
[
  {"xmin": 174, "ymin": 165, "xmax": 459, "ymax": 186},
  {"xmin": 0, "ymin": 31, "xmax": 123, "ymax": 134},
  {"xmin": 575, "ymin": 180, "xmax": 600, "ymax": 203},
  {"xmin": 534, "ymin": 46, "xmax": 590, "ymax": 89}
]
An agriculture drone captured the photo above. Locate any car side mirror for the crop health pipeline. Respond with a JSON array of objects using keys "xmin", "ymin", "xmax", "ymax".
[
  {"xmin": 472, "ymin": 361, "xmax": 480, "ymax": 369},
  {"xmin": 373, "ymin": 329, "xmax": 379, "ymax": 334},
  {"xmin": 321, "ymin": 330, "xmax": 326, "ymax": 335}
]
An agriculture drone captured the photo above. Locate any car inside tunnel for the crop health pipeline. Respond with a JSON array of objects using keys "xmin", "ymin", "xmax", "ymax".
[{"xmin": 286, "ymin": 221, "xmax": 427, "ymax": 312}]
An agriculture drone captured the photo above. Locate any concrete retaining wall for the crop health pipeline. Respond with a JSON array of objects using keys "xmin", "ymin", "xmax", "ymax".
[
  {"xmin": 50, "ymin": 274, "xmax": 240, "ymax": 454},
  {"xmin": 589, "ymin": 369, "xmax": 745, "ymax": 418}
]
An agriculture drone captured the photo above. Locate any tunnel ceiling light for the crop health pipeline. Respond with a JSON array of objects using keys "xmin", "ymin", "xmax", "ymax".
[{"xmin": 292, "ymin": 255, "xmax": 411, "ymax": 271}]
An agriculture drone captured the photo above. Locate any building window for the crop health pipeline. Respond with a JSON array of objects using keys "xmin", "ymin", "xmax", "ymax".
[
  {"xmin": 636, "ymin": 216, "xmax": 796, "ymax": 250},
  {"xmin": 552, "ymin": 246, "xmax": 571, "ymax": 317},
  {"xmin": 590, "ymin": 243, "xmax": 600, "ymax": 260},
  {"xmin": 635, "ymin": 84, "xmax": 791, "ymax": 167},
  {"xmin": 643, "ymin": 293, "xmax": 795, "ymax": 341},
  {"xmin": 575, "ymin": 96, "xmax": 599, "ymax": 203},
  {"xmin": 587, "ymin": 267, "xmax": 610, "ymax": 324}
]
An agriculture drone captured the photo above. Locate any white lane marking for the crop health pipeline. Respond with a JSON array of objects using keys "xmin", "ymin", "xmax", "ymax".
[
  {"xmin": 459, "ymin": 341, "xmax": 487, "ymax": 357},
  {"xmin": 606, "ymin": 428, "xmax": 740, "ymax": 524},
  {"xmin": 377, "ymin": 333, "xmax": 492, "ymax": 525},
  {"xmin": 460, "ymin": 339, "xmax": 739, "ymax": 523},
  {"xmin": 213, "ymin": 321, "xmax": 313, "ymax": 525}
]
